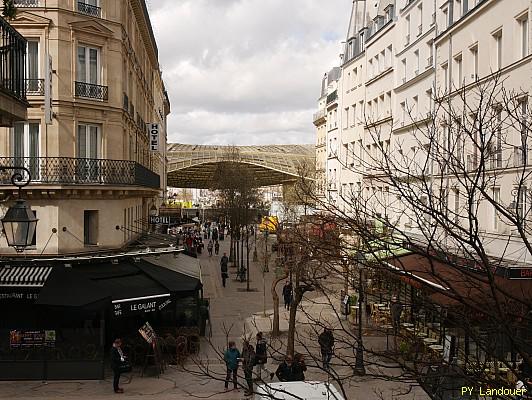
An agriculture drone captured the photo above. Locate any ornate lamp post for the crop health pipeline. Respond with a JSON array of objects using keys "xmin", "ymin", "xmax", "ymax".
[{"xmin": 0, "ymin": 166, "xmax": 38, "ymax": 252}]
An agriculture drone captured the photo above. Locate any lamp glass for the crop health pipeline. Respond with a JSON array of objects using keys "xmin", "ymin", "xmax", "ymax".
[{"xmin": 1, "ymin": 199, "xmax": 38, "ymax": 251}]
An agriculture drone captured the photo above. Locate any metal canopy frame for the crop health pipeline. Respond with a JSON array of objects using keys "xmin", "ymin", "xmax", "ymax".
[{"xmin": 167, "ymin": 144, "xmax": 315, "ymax": 188}]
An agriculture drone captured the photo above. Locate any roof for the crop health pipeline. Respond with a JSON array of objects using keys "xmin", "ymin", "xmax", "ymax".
[{"xmin": 167, "ymin": 143, "xmax": 315, "ymax": 188}]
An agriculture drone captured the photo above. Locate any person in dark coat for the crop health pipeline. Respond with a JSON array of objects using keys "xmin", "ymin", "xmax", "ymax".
[
  {"xmin": 254, "ymin": 331, "xmax": 271, "ymax": 380},
  {"xmin": 110, "ymin": 338, "xmax": 125, "ymax": 393},
  {"xmin": 275, "ymin": 355, "xmax": 293, "ymax": 382},
  {"xmin": 318, "ymin": 328, "xmax": 334, "ymax": 370},
  {"xmin": 282, "ymin": 281, "xmax": 293, "ymax": 310},
  {"xmin": 242, "ymin": 341, "xmax": 256, "ymax": 396},
  {"xmin": 214, "ymin": 241, "xmax": 220, "ymax": 255},
  {"xmin": 291, "ymin": 353, "xmax": 307, "ymax": 381},
  {"xmin": 220, "ymin": 252, "xmax": 229, "ymax": 287},
  {"xmin": 390, "ymin": 296, "xmax": 403, "ymax": 333}
]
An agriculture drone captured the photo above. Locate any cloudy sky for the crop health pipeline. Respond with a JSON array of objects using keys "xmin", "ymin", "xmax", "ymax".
[{"xmin": 147, "ymin": 0, "xmax": 351, "ymax": 146}]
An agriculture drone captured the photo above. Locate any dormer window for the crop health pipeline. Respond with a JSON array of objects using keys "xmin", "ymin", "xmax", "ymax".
[{"xmin": 385, "ymin": 5, "xmax": 394, "ymax": 22}]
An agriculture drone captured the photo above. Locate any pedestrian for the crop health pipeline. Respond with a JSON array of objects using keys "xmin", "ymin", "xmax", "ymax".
[
  {"xmin": 224, "ymin": 341, "xmax": 241, "ymax": 391},
  {"xmin": 274, "ymin": 355, "xmax": 293, "ymax": 382},
  {"xmin": 254, "ymin": 332, "xmax": 271, "ymax": 381},
  {"xmin": 214, "ymin": 240, "xmax": 220, "ymax": 255},
  {"xmin": 318, "ymin": 328, "xmax": 334, "ymax": 371},
  {"xmin": 242, "ymin": 341, "xmax": 256, "ymax": 396},
  {"xmin": 207, "ymin": 240, "xmax": 213, "ymax": 256},
  {"xmin": 220, "ymin": 252, "xmax": 229, "ymax": 287},
  {"xmin": 282, "ymin": 281, "xmax": 293, "ymax": 310},
  {"xmin": 213, "ymin": 228, "xmax": 218, "ymax": 242},
  {"xmin": 291, "ymin": 353, "xmax": 307, "ymax": 381},
  {"xmin": 390, "ymin": 296, "xmax": 403, "ymax": 334},
  {"xmin": 110, "ymin": 338, "xmax": 126, "ymax": 393}
]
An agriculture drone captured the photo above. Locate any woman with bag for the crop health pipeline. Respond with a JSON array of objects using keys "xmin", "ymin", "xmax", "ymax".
[{"xmin": 110, "ymin": 338, "xmax": 130, "ymax": 393}]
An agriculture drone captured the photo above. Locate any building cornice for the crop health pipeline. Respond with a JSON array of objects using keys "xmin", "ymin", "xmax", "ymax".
[{"xmin": 130, "ymin": 0, "xmax": 159, "ymax": 67}]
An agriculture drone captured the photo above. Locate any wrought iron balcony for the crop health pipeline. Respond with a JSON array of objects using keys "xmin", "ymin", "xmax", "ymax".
[
  {"xmin": 25, "ymin": 78, "xmax": 44, "ymax": 95},
  {"xmin": 77, "ymin": 1, "xmax": 101, "ymax": 18},
  {"xmin": 0, "ymin": 157, "xmax": 160, "ymax": 189},
  {"xmin": 0, "ymin": 16, "xmax": 27, "ymax": 102},
  {"xmin": 74, "ymin": 81, "xmax": 108, "ymax": 101},
  {"xmin": 14, "ymin": 0, "xmax": 40, "ymax": 6}
]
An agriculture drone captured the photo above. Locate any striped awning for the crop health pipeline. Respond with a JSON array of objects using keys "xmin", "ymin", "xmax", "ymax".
[{"xmin": 0, "ymin": 266, "xmax": 53, "ymax": 287}]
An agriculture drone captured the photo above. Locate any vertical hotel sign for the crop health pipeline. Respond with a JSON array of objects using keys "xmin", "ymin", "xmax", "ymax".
[
  {"xmin": 44, "ymin": 54, "xmax": 52, "ymax": 125},
  {"xmin": 147, "ymin": 123, "xmax": 159, "ymax": 152}
]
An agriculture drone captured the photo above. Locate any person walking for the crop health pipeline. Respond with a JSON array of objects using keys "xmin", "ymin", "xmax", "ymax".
[
  {"xmin": 214, "ymin": 240, "xmax": 220, "ymax": 255},
  {"xmin": 318, "ymin": 328, "xmax": 334, "ymax": 371},
  {"xmin": 110, "ymin": 338, "xmax": 126, "ymax": 393},
  {"xmin": 224, "ymin": 341, "xmax": 241, "ymax": 391},
  {"xmin": 274, "ymin": 355, "xmax": 293, "ymax": 382},
  {"xmin": 282, "ymin": 281, "xmax": 293, "ymax": 310},
  {"xmin": 207, "ymin": 240, "xmax": 213, "ymax": 256},
  {"xmin": 291, "ymin": 353, "xmax": 307, "ymax": 381},
  {"xmin": 254, "ymin": 332, "xmax": 270, "ymax": 381},
  {"xmin": 220, "ymin": 252, "xmax": 229, "ymax": 287},
  {"xmin": 242, "ymin": 341, "xmax": 256, "ymax": 396},
  {"xmin": 390, "ymin": 296, "xmax": 403, "ymax": 334}
]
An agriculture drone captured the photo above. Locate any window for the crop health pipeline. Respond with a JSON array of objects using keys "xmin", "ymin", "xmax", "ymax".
[
  {"xmin": 519, "ymin": 98, "xmax": 528, "ymax": 166},
  {"xmin": 443, "ymin": 8, "xmax": 449, "ymax": 30},
  {"xmin": 351, "ymin": 104, "xmax": 356, "ymax": 126},
  {"xmin": 84, "ymin": 210, "xmax": 99, "ymax": 246},
  {"xmin": 455, "ymin": 0, "xmax": 462, "ymax": 19},
  {"xmin": 417, "ymin": 4, "xmax": 423, "ymax": 36},
  {"xmin": 414, "ymin": 50, "xmax": 419, "ymax": 75},
  {"xmin": 493, "ymin": 30, "xmax": 503, "ymax": 70},
  {"xmin": 77, "ymin": 45, "xmax": 100, "ymax": 84},
  {"xmin": 442, "ymin": 62, "xmax": 449, "ymax": 92},
  {"xmin": 470, "ymin": 44, "xmax": 479, "ymax": 80},
  {"xmin": 405, "ymin": 15, "xmax": 411, "ymax": 45},
  {"xmin": 516, "ymin": 187, "xmax": 527, "ymax": 223},
  {"xmin": 413, "ymin": 96, "xmax": 419, "ymax": 118},
  {"xmin": 26, "ymin": 40, "xmax": 40, "ymax": 93},
  {"xmin": 358, "ymin": 139, "xmax": 363, "ymax": 164},
  {"xmin": 12, "ymin": 122, "xmax": 39, "ymax": 178},
  {"xmin": 492, "ymin": 188, "xmax": 500, "ymax": 230},
  {"xmin": 380, "ymin": 50, "xmax": 385, "ymax": 71},
  {"xmin": 493, "ymin": 109, "xmax": 503, "ymax": 168},
  {"xmin": 368, "ymin": 59, "xmax": 373, "ymax": 79},
  {"xmin": 344, "ymin": 107, "xmax": 349, "ymax": 129},
  {"xmin": 402, "ymin": 58, "xmax": 407, "ymax": 83},
  {"xmin": 520, "ymin": 14, "xmax": 529, "ymax": 58},
  {"xmin": 77, "ymin": 124, "xmax": 101, "ymax": 158},
  {"xmin": 400, "ymin": 101, "xmax": 406, "ymax": 124},
  {"xmin": 386, "ymin": 45, "xmax": 392, "ymax": 68},
  {"xmin": 454, "ymin": 53, "xmax": 463, "ymax": 87}
]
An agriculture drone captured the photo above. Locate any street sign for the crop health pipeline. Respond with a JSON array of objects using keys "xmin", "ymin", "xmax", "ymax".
[
  {"xmin": 149, "ymin": 216, "xmax": 169, "ymax": 224},
  {"xmin": 147, "ymin": 123, "xmax": 159, "ymax": 151}
]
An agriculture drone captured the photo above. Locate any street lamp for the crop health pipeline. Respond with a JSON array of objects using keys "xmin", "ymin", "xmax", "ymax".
[
  {"xmin": 354, "ymin": 251, "xmax": 366, "ymax": 375},
  {"xmin": 0, "ymin": 166, "xmax": 37, "ymax": 252}
]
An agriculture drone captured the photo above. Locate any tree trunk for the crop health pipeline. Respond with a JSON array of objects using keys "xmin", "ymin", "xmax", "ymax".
[
  {"xmin": 287, "ymin": 286, "xmax": 303, "ymax": 357},
  {"xmin": 271, "ymin": 273, "xmax": 287, "ymax": 337},
  {"xmin": 246, "ymin": 231, "xmax": 250, "ymax": 291}
]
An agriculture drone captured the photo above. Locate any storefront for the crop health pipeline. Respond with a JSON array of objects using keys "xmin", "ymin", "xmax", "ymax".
[{"xmin": 0, "ymin": 251, "xmax": 203, "ymax": 380}]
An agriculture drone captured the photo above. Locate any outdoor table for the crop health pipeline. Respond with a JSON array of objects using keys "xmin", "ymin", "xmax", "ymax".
[
  {"xmin": 429, "ymin": 344, "xmax": 443, "ymax": 351},
  {"xmin": 416, "ymin": 332, "xmax": 428, "ymax": 338},
  {"xmin": 402, "ymin": 323, "xmax": 414, "ymax": 327},
  {"xmin": 350, "ymin": 306, "xmax": 359, "ymax": 324},
  {"xmin": 423, "ymin": 338, "xmax": 438, "ymax": 345}
]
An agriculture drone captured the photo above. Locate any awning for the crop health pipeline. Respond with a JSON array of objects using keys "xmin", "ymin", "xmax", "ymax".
[
  {"xmin": 142, "ymin": 252, "xmax": 202, "ymax": 282},
  {"xmin": 35, "ymin": 267, "xmax": 110, "ymax": 307},
  {"xmin": 0, "ymin": 266, "xmax": 52, "ymax": 287}
]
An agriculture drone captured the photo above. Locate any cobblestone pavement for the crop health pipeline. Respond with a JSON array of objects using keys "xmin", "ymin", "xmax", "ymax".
[{"xmin": 0, "ymin": 234, "xmax": 429, "ymax": 400}]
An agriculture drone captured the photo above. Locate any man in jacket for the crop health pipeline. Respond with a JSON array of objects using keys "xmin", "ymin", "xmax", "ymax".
[
  {"xmin": 242, "ymin": 341, "xmax": 256, "ymax": 396},
  {"xmin": 110, "ymin": 338, "xmax": 125, "ymax": 393},
  {"xmin": 254, "ymin": 331, "xmax": 271, "ymax": 381},
  {"xmin": 275, "ymin": 355, "xmax": 293, "ymax": 382},
  {"xmin": 318, "ymin": 328, "xmax": 334, "ymax": 371},
  {"xmin": 224, "ymin": 341, "xmax": 241, "ymax": 391},
  {"xmin": 220, "ymin": 252, "xmax": 229, "ymax": 287}
]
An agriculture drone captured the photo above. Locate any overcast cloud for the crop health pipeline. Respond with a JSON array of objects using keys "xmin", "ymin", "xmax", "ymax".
[{"xmin": 147, "ymin": 0, "xmax": 350, "ymax": 145}]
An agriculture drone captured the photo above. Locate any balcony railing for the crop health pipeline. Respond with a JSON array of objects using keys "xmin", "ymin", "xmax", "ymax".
[
  {"xmin": 14, "ymin": 0, "xmax": 40, "ymax": 6},
  {"xmin": 77, "ymin": 1, "xmax": 101, "ymax": 18},
  {"xmin": 74, "ymin": 81, "xmax": 108, "ymax": 101},
  {"xmin": 0, "ymin": 16, "xmax": 27, "ymax": 102},
  {"xmin": 25, "ymin": 78, "xmax": 44, "ymax": 95},
  {"xmin": 313, "ymin": 109, "xmax": 326, "ymax": 123},
  {"xmin": 0, "ymin": 157, "xmax": 160, "ymax": 189}
]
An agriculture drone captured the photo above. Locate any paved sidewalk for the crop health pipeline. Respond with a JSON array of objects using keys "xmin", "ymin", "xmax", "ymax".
[{"xmin": 0, "ymin": 234, "xmax": 429, "ymax": 400}]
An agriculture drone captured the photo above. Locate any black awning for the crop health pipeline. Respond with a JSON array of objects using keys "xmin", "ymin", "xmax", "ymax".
[
  {"xmin": 35, "ymin": 267, "xmax": 110, "ymax": 307},
  {"xmin": 137, "ymin": 258, "xmax": 202, "ymax": 293}
]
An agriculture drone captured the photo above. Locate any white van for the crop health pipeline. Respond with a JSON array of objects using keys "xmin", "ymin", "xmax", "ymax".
[{"xmin": 254, "ymin": 381, "xmax": 346, "ymax": 400}]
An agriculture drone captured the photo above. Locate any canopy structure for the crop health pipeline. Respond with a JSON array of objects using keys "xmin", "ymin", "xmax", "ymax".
[{"xmin": 167, "ymin": 143, "xmax": 315, "ymax": 188}]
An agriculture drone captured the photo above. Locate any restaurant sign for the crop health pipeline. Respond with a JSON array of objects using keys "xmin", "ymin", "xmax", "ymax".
[
  {"xmin": 507, "ymin": 268, "xmax": 532, "ymax": 279},
  {"xmin": 10, "ymin": 330, "xmax": 56, "ymax": 348},
  {"xmin": 0, "ymin": 288, "xmax": 39, "ymax": 302},
  {"xmin": 112, "ymin": 294, "xmax": 172, "ymax": 317}
]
